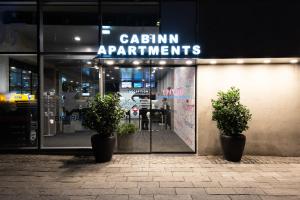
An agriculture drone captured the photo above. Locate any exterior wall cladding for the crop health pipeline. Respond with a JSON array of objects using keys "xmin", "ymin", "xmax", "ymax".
[
  {"xmin": 196, "ymin": 2, "xmax": 300, "ymax": 156},
  {"xmin": 0, "ymin": 1, "xmax": 299, "ymax": 156}
]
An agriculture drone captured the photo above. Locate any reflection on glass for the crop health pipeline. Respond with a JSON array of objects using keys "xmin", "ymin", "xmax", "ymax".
[
  {"xmin": 104, "ymin": 65, "xmax": 195, "ymax": 153},
  {"xmin": 0, "ymin": 6, "xmax": 37, "ymax": 52},
  {"xmin": 0, "ymin": 55, "xmax": 38, "ymax": 148},
  {"xmin": 151, "ymin": 66, "xmax": 195, "ymax": 152},
  {"xmin": 105, "ymin": 66, "xmax": 151, "ymax": 153},
  {"xmin": 43, "ymin": 56, "xmax": 99, "ymax": 147},
  {"xmin": 43, "ymin": 6, "xmax": 98, "ymax": 52}
]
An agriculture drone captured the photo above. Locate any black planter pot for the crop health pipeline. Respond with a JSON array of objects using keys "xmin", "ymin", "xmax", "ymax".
[
  {"xmin": 220, "ymin": 134, "xmax": 246, "ymax": 162},
  {"xmin": 91, "ymin": 134, "xmax": 115, "ymax": 163}
]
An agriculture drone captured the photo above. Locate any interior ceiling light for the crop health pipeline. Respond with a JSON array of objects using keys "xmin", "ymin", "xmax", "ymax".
[
  {"xmin": 106, "ymin": 74, "xmax": 110, "ymax": 77},
  {"xmin": 133, "ymin": 60, "xmax": 140, "ymax": 65},
  {"xmin": 159, "ymin": 67, "xmax": 164, "ymax": 69},
  {"xmin": 290, "ymin": 59, "xmax": 298, "ymax": 64},
  {"xmin": 263, "ymin": 59, "xmax": 271, "ymax": 64},
  {"xmin": 236, "ymin": 59, "xmax": 244, "ymax": 64},
  {"xmin": 74, "ymin": 36, "xmax": 81, "ymax": 41},
  {"xmin": 114, "ymin": 66, "xmax": 120, "ymax": 69},
  {"xmin": 106, "ymin": 60, "xmax": 114, "ymax": 65},
  {"xmin": 111, "ymin": 77, "xmax": 114, "ymax": 80},
  {"xmin": 102, "ymin": 25, "xmax": 111, "ymax": 29},
  {"xmin": 185, "ymin": 60, "xmax": 193, "ymax": 65},
  {"xmin": 159, "ymin": 60, "xmax": 166, "ymax": 65},
  {"xmin": 102, "ymin": 30, "xmax": 111, "ymax": 35},
  {"xmin": 209, "ymin": 60, "xmax": 217, "ymax": 65},
  {"xmin": 136, "ymin": 66, "xmax": 142, "ymax": 70},
  {"xmin": 87, "ymin": 61, "xmax": 92, "ymax": 65}
]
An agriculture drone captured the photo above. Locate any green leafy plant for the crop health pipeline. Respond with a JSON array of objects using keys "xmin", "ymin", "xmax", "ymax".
[
  {"xmin": 211, "ymin": 87, "xmax": 252, "ymax": 135},
  {"xmin": 83, "ymin": 93, "xmax": 125, "ymax": 137},
  {"xmin": 117, "ymin": 123, "xmax": 138, "ymax": 136}
]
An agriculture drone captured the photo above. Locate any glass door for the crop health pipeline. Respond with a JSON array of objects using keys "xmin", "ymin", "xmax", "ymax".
[
  {"xmin": 150, "ymin": 64, "xmax": 196, "ymax": 153},
  {"xmin": 103, "ymin": 60, "xmax": 196, "ymax": 153},
  {"xmin": 104, "ymin": 65, "xmax": 151, "ymax": 153}
]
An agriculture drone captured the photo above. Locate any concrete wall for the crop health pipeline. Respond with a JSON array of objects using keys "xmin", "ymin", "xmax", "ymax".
[{"xmin": 197, "ymin": 64, "xmax": 300, "ymax": 156}]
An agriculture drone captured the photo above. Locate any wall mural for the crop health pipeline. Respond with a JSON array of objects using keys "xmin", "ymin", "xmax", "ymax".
[{"xmin": 173, "ymin": 67, "xmax": 195, "ymax": 151}]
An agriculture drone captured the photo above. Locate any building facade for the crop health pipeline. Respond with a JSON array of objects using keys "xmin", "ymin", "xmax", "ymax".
[{"xmin": 0, "ymin": 0, "xmax": 299, "ymax": 156}]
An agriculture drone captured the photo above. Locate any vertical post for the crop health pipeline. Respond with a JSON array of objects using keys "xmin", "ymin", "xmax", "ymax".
[{"xmin": 99, "ymin": 65, "xmax": 104, "ymax": 96}]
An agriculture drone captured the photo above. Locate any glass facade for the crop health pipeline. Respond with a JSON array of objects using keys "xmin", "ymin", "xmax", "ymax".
[{"xmin": 0, "ymin": 0, "xmax": 197, "ymax": 153}]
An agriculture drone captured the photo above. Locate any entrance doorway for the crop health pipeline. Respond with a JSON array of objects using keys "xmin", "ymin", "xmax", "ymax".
[
  {"xmin": 42, "ymin": 57, "xmax": 196, "ymax": 153},
  {"xmin": 103, "ymin": 60, "xmax": 196, "ymax": 153}
]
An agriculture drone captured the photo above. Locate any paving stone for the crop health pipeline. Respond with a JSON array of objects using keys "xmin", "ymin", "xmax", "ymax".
[
  {"xmin": 259, "ymin": 195, "xmax": 300, "ymax": 200},
  {"xmin": 129, "ymin": 195, "xmax": 154, "ymax": 200},
  {"xmin": 140, "ymin": 188, "xmax": 176, "ymax": 195},
  {"xmin": 229, "ymin": 195, "xmax": 261, "ymax": 200},
  {"xmin": 115, "ymin": 188, "xmax": 140, "ymax": 195},
  {"xmin": 192, "ymin": 181, "xmax": 221, "ymax": 188},
  {"xmin": 191, "ymin": 195, "xmax": 230, "ymax": 200},
  {"xmin": 153, "ymin": 177, "xmax": 184, "ymax": 182},
  {"xmin": 176, "ymin": 188, "xmax": 206, "ymax": 195},
  {"xmin": 262, "ymin": 188, "xmax": 300, "ymax": 196},
  {"xmin": 138, "ymin": 182, "xmax": 159, "ymax": 188},
  {"xmin": 205, "ymin": 188, "xmax": 236, "ymax": 195},
  {"xmin": 129, "ymin": 177, "xmax": 153, "ymax": 182},
  {"xmin": 96, "ymin": 194, "xmax": 128, "ymax": 200},
  {"xmin": 116, "ymin": 182, "xmax": 138, "ymax": 188},
  {"xmin": 154, "ymin": 194, "xmax": 192, "ymax": 200},
  {"xmin": 0, "ymin": 155, "xmax": 299, "ymax": 200},
  {"xmin": 234, "ymin": 188, "xmax": 265, "ymax": 195},
  {"xmin": 160, "ymin": 182, "xmax": 194, "ymax": 188}
]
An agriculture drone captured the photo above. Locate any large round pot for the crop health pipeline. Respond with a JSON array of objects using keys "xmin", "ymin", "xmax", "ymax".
[
  {"xmin": 91, "ymin": 134, "xmax": 115, "ymax": 163},
  {"xmin": 220, "ymin": 134, "xmax": 246, "ymax": 162}
]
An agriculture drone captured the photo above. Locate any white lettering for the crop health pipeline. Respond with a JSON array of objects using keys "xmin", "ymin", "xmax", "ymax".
[
  {"xmin": 117, "ymin": 46, "xmax": 126, "ymax": 55},
  {"xmin": 158, "ymin": 34, "xmax": 167, "ymax": 44},
  {"xmin": 141, "ymin": 34, "xmax": 150, "ymax": 44},
  {"xmin": 192, "ymin": 45, "xmax": 201, "ymax": 55},
  {"xmin": 150, "ymin": 34, "xmax": 155, "ymax": 44},
  {"xmin": 161, "ymin": 46, "xmax": 169, "ymax": 56},
  {"xmin": 108, "ymin": 46, "xmax": 117, "ymax": 55},
  {"xmin": 171, "ymin": 46, "xmax": 180, "ymax": 55},
  {"xmin": 182, "ymin": 45, "xmax": 191, "ymax": 55},
  {"xmin": 97, "ymin": 45, "xmax": 107, "ymax": 55},
  {"xmin": 130, "ymin": 34, "xmax": 139, "ymax": 44},
  {"xmin": 120, "ymin": 34, "xmax": 129, "ymax": 44},
  {"xmin": 169, "ymin": 34, "xmax": 179, "ymax": 44},
  {"xmin": 98, "ymin": 33, "xmax": 201, "ymax": 57},
  {"xmin": 128, "ymin": 46, "xmax": 137, "ymax": 55},
  {"xmin": 138, "ymin": 46, "xmax": 147, "ymax": 55},
  {"xmin": 148, "ymin": 46, "xmax": 159, "ymax": 55}
]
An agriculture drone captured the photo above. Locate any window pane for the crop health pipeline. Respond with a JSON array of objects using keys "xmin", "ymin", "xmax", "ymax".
[
  {"xmin": 42, "ymin": 55, "xmax": 99, "ymax": 147},
  {"xmin": 0, "ymin": 55, "xmax": 38, "ymax": 148},
  {"xmin": 0, "ymin": 6, "xmax": 37, "ymax": 52},
  {"xmin": 43, "ymin": 5, "xmax": 99, "ymax": 52}
]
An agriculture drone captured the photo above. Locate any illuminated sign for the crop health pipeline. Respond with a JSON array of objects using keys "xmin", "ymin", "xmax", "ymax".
[{"xmin": 97, "ymin": 34, "xmax": 201, "ymax": 58}]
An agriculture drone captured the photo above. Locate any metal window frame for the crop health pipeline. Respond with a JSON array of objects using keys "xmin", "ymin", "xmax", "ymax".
[{"xmin": 0, "ymin": 0, "xmax": 198, "ymax": 154}]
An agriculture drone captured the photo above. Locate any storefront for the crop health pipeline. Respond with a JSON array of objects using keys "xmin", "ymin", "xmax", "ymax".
[{"xmin": 0, "ymin": 1, "xmax": 299, "ymax": 156}]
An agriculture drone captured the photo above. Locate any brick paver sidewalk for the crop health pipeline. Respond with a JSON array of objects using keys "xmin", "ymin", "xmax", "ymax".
[{"xmin": 0, "ymin": 154, "xmax": 299, "ymax": 200}]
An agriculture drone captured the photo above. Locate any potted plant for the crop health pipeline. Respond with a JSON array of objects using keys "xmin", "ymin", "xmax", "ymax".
[
  {"xmin": 83, "ymin": 93, "xmax": 125, "ymax": 162},
  {"xmin": 117, "ymin": 123, "xmax": 138, "ymax": 151},
  {"xmin": 211, "ymin": 87, "xmax": 252, "ymax": 162}
]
